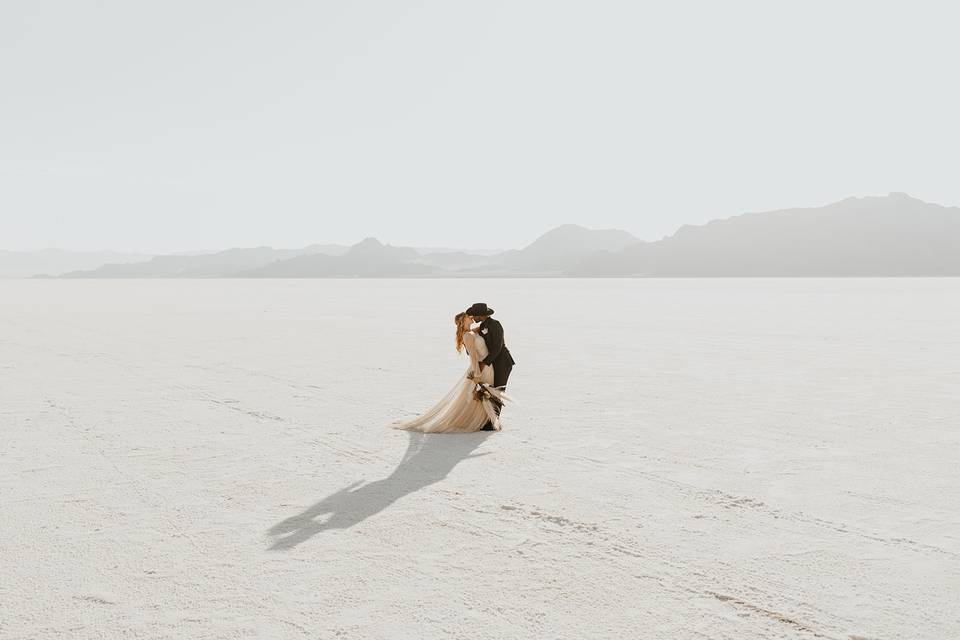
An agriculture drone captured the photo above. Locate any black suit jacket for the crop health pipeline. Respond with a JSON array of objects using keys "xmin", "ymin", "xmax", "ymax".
[{"xmin": 478, "ymin": 318, "xmax": 515, "ymax": 368}]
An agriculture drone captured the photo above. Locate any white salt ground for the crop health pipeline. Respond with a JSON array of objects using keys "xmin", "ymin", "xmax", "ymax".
[{"xmin": 1, "ymin": 278, "xmax": 958, "ymax": 639}]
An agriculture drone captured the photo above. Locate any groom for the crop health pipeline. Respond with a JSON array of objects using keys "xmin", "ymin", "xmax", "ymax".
[{"xmin": 466, "ymin": 302, "xmax": 515, "ymax": 430}]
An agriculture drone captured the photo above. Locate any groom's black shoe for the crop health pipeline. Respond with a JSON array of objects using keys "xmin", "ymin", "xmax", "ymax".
[{"xmin": 480, "ymin": 421, "xmax": 497, "ymax": 431}]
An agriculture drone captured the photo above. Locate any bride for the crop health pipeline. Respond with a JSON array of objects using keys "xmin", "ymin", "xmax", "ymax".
[{"xmin": 393, "ymin": 312, "xmax": 510, "ymax": 433}]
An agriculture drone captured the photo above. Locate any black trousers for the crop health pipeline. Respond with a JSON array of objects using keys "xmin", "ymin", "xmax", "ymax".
[{"xmin": 493, "ymin": 360, "xmax": 512, "ymax": 389}]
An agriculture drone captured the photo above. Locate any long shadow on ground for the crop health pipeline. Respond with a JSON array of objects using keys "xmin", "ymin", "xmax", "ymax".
[{"xmin": 268, "ymin": 431, "xmax": 492, "ymax": 550}]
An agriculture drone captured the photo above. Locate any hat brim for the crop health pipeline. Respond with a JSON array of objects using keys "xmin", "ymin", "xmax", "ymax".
[{"xmin": 467, "ymin": 307, "xmax": 494, "ymax": 316}]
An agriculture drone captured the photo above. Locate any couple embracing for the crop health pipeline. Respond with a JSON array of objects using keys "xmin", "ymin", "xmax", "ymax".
[{"xmin": 394, "ymin": 303, "xmax": 516, "ymax": 433}]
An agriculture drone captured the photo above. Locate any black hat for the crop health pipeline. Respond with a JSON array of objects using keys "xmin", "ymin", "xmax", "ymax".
[{"xmin": 465, "ymin": 302, "xmax": 494, "ymax": 316}]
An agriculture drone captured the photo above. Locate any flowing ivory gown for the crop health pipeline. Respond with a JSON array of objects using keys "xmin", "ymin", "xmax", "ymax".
[{"xmin": 393, "ymin": 331, "xmax": 507, "ymax": 433}]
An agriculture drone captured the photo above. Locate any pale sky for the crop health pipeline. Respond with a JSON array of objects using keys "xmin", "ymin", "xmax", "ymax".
[{"xmin": 2, "ymin": 1, "xmax": 958, "ymax": 253}]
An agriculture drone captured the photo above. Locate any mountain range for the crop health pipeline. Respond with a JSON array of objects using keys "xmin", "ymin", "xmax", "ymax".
[
  {"xmin": 0, "ymin": 249, "xmax": 153, "ymax": 279},
  {"xmin": 569, "ymin": 193, "xmax": 960, "ymax": 276},
  {"xmin": 6, "ymin": 193, "xmax": 959, "ymax": 278}
]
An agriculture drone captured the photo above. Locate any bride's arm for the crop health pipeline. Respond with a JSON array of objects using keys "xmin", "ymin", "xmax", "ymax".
[{"xmin": 466, "ymin": 333, "xmax": 481, "ymax": 380}]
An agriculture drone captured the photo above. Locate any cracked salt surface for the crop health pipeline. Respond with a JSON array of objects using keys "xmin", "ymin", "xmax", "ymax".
[{"xmin": 1, "ymin": 279, "xmax": 958, "ymax": 639}]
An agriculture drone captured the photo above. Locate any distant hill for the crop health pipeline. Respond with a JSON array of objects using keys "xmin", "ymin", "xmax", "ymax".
[
  {"xmin": 240, "ymin": 238, "xmax": 437, "ymax": 277},
  {"xmin": 569, "ymin": 193, "xmax": 960, "ymax": 276},
  {"xmin": 481, "ymin": 224, "xmax": 640, "ymax": 274},
  {"xmin": 61, "ymin": 245, "xmax": 348, "ymax": 278},
  {"xmin": 1, "ymin": 249, "xmax": 153, "ymax": 278}
]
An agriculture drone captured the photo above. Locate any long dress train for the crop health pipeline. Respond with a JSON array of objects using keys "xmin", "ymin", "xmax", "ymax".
[{"xmin": 393, "ymin": 332, "xmax": 510, "ymax": 433}]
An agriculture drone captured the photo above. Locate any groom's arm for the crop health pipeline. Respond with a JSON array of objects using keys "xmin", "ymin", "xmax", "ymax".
[{"xmin": 481, "ymin": 321, "xmax": 504, "ymax": 365}]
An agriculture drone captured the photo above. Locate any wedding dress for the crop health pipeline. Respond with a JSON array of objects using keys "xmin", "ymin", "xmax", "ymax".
[{"xmin": 393, "ymin": 331, "xmax": 509, "ymax": 433}]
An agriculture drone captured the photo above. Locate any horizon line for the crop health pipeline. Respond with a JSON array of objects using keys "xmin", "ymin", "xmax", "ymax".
[{"xmin": 1, "ymin": 190, "xmax": 950, "ymax": 255}]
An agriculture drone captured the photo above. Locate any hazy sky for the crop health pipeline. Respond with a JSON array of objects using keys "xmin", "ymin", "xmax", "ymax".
[{"xmin": 2, "ymin": 1, "xmax": 958, "ymax": 253}]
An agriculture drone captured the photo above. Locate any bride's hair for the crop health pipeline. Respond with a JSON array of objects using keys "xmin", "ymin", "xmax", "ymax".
[{"xmin": 454, "ymin": 312, "xmax": 469, "ymax": 353}]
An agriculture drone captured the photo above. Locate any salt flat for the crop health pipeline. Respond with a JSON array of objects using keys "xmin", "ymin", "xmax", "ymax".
[{"xmin": 1, "ymin": 278, "xmax": 958, "ymax": 640}]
